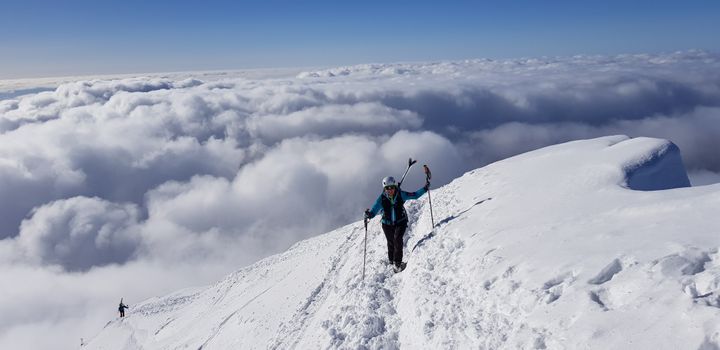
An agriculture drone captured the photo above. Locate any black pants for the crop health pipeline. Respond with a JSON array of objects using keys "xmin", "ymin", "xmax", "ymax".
[{"xmin": 382, "ymin": 223, "xmax": 407, "ymax": 264}]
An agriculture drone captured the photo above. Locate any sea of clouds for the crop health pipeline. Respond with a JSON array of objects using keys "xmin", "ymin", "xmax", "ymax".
[{"xmin": 1, "ymin": 50, "xmax": 719, "ymax": 347}]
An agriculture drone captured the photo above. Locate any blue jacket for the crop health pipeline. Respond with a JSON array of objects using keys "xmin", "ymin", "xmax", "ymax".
[{"xmin": 367, "ymin": 186, "xmax": 427, "ymax": 225}]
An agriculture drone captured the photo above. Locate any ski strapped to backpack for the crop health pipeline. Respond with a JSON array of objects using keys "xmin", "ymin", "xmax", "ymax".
[{"xmin": 398, "ymin": 158, "xmax": 417, "ymax": 189}]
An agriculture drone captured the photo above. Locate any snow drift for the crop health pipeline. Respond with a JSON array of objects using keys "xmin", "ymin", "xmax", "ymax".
[{"xmin": 86, "ymin": 136, "xmax": 719, "ymax": 349}]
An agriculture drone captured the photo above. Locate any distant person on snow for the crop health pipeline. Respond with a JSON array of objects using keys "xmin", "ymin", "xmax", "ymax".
[
  {"xmin": 365, "ymin": 176, "xmax": 429, "ymax": 272},
  {"xmin": 118, "ymin": 299, "xmax": 129, "ymax": 318}
]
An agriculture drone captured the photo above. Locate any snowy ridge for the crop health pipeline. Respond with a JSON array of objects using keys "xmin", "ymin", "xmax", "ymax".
[{"xmin": 86, "ymin": 136, "xmax": 720, "ymax": 349}]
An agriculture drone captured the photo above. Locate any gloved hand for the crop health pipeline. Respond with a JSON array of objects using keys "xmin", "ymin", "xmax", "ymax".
[
  {"xmin": 364, "ymin": 209, "xmax": 373, "ymax": 220},
  {"xmin": 423, "ymin": 181, "xmax": 430, "ymax": 191}
]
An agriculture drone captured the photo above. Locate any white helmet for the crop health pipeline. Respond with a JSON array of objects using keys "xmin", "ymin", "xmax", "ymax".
[{"xmin": 382, "ymin": 176, "xmax": 397, "ymax": 188}]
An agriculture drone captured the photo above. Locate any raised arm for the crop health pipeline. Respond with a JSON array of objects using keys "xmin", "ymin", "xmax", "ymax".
[{"xmin": 401, "ymin": 185, "xmax": 428, "ymax": 200}]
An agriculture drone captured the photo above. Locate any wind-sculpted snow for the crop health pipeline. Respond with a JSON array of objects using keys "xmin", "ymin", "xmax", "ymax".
[
  {"xmin": 86, "ymin": 136, "xmax": 720, "ymax": 349},
  {"xmin": 620, "ymin": 139, "xmax": 691, "ymax": 190}
]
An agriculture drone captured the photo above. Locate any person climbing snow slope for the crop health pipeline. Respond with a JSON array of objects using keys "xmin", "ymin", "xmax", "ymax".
[
  {"xmin": 118, "ymin": 299, "xmax": 129, "ymax": 318},
  {"xmin": 365, "ymin": 175, "xmax": 429, "ymax": 272}
]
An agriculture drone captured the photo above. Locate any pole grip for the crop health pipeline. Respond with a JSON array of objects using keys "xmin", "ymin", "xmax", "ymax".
[{"xmin": 423, "ymin": 164, "xmax": 431, "ymax": 181}]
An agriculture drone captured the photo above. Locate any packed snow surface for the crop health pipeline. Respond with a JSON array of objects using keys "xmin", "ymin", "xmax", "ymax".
[{"xmin": 86, "ymin": 136, "xmax": 719, "ymax": 349}]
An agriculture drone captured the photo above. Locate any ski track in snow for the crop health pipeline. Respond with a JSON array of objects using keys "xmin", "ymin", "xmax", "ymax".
[
  {"xmin": 199, "ymin": 309, "xmax": 241, "ymax": 349},
  {"xmin": 270, "ymin": 228, "xmax": 358, "ymax": 349}
]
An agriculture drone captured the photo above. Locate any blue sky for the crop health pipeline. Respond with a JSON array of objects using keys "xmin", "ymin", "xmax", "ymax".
[{"xmin": 1, "ymin": 0, "xmax": 719, "ymax": 78}]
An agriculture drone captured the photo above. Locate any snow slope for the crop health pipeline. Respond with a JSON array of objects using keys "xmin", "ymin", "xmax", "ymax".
[{"xmin": 86, "ymin": 136, "xmax": 720, "ymax": 349}]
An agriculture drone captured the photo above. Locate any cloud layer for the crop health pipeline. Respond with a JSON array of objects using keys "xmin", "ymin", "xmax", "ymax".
[{"xmin": 1, "ymin": 51, "xmax": 719, "ymax": 347}]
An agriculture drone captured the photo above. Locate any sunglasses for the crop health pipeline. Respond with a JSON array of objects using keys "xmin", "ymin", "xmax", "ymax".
[{"xmin": 384, "ymin": 186, "xmax": 396, "ymax": 190}]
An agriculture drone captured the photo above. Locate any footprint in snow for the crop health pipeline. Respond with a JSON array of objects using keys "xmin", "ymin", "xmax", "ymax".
[
  {"xmin": 588, "ymin": 259, "xmax": 623, "ymax": 285},
  {"xmin": 541, "ymin": 272, "xmax": 574, "ymax": 304}
]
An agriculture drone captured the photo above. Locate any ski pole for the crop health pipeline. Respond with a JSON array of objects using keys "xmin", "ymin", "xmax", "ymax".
[
  {"xmin": 362, "ymin": 216, "xmax": 368, "ymax": 282},
  {"xmin": 424, "ymin": 164, "xmax": 435, "ymax": 228},
  {"xmin": 398, "ymin": 157, "xmax": 418, "ymax": 188}
]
